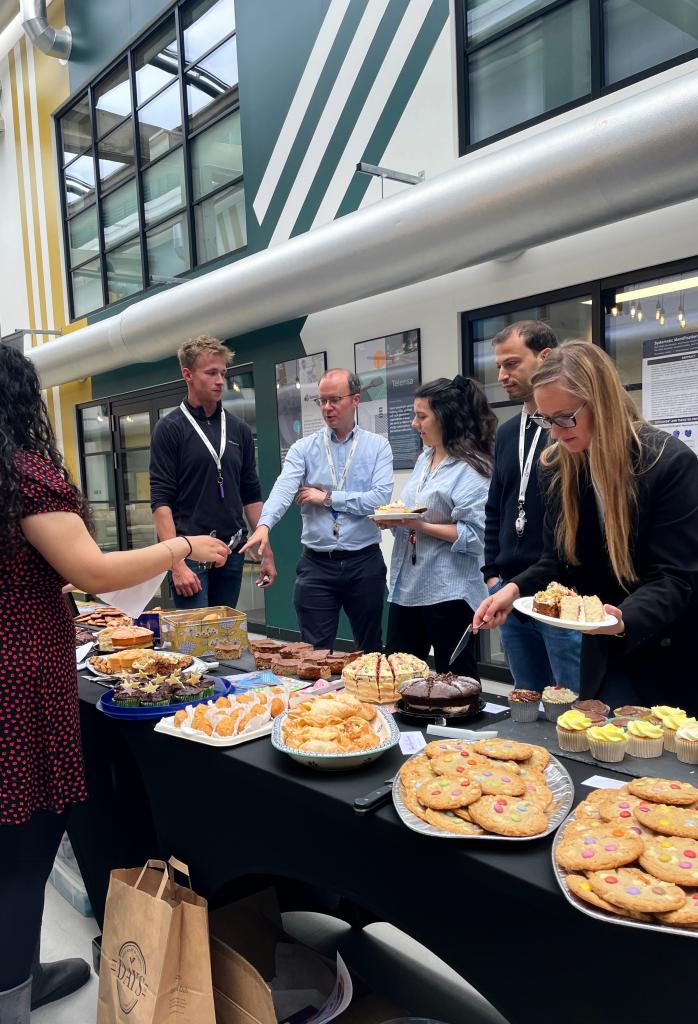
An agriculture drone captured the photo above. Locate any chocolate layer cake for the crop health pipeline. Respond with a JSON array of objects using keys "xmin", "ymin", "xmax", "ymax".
[{"xmin": 398, "ymin": 673, "xmax": 482, "ymax": 714}]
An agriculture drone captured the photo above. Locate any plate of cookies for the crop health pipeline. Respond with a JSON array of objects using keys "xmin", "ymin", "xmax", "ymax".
[
  {"xmin": 271, "ymin": 691, "xmax": 400, "ymax": 770},
  {"xmin": 393, "ymin": 737, "xmax": 574, "ymax": 839},
  {"xmin": 553, "ymin": 776, "xmax": 698, "ymax": 936}
]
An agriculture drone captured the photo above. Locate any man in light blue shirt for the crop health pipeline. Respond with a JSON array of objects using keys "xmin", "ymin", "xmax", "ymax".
[{"xmin": 241, "ymin": 369, "xmax": 393, "ymax": 651}]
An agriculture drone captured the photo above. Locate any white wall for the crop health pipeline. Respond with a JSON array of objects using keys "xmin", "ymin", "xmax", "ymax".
[{"xmin": 0, "ymin": 43, "xmax": 30, "ymax": 339}]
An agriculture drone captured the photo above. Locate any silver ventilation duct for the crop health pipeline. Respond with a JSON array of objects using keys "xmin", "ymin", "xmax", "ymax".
[
  {"xmin": 20, "ymin": 0, "xmax": 71, "ymax": 61},
  {"xmin": 30, "ymin": 68, "xmax": 698, "ymax": 388}
]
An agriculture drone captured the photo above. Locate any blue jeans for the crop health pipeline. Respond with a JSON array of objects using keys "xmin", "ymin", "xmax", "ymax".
[
  {"xmin": 169, "ymin": 554, "xmax": 244, "ymax": 610},
  {"xmin": 491, "ymin": 579, "xmax": 582, "ymax": 692}
]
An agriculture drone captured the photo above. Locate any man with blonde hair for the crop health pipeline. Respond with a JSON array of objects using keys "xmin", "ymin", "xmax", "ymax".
[{"xmin": 150, "ymin": 335, "xmax": 275, "ymax": 608}]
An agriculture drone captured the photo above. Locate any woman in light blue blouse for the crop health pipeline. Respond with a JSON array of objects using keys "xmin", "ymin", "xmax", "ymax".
[{"xmin": 381, "ymin": 376, "xmax": 496, "ymax": 679}]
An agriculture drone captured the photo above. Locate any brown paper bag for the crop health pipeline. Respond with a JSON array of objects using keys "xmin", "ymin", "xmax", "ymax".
[{"xmin": 97, "ymin": 856, "xmax": 216, "ymax": 1024}]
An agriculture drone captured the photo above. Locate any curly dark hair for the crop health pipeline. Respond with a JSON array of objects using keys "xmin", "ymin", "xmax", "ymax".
[
  {"xmin": 414, "ymin": 375, "xmax": 496, "ymax": 476},
  {"xmin": 0, "ymin": 345, "xmax": 91, "ymax": 545}
]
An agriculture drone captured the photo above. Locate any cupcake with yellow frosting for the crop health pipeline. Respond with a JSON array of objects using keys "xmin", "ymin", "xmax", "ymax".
[
  {"xmin": 626, "ymin": 719, "xmax": 664, "ymax": 759},
  {"xmin": 587, "ymin": 723, "xmax": 628, "ymax": 763},
  {"xmin": 674, "ymin": 719, "xmax": 698, "ymax": 764},
  {"xmin": 651, "ymin": 706, "xmax": 688, "ymax": 752},
  {"xmin": 556, "ymin": 709, "xmax": 593, "ymax": 751}
]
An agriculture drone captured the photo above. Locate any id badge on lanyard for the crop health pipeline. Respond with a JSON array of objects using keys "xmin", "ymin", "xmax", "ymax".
[
  {"xmin": 323, "ymin": 429, "xmax": 359, "ymax": 541},
  {"xmin": 180, "ymin": 402, "xmax": 226, "ymax": 498}
]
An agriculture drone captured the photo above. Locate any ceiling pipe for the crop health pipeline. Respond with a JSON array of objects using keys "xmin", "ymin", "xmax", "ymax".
[
  {"xmin": 30, "ymin": 68, "xmax": 698, "ymax": 388},
  {"xmin": 20, "ymin": 0, "xmax": 71, "ymax": 61}
]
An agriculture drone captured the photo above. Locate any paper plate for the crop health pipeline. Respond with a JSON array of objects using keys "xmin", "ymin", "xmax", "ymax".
[{"xmin": 513, "ymin": 596, "xmax": 618, "ymax": 632}]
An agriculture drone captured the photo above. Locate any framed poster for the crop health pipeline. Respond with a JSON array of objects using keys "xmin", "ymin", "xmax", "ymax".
[
  {"xmin": 642, "ymin": 334, "xmax": 698, "ymax": 455},
  {"xmin": 275, "ymin": 352, "xmax": 327, "ymax": 463},
  {"xmin": 354, "ymin": 329, "xmax": 421, "ymax": 469}
]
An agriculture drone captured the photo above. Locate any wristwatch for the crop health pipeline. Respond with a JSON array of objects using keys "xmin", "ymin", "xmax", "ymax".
[{"xmin": 322, "ymin": 492, "xmax": 333, "ymax": 509}]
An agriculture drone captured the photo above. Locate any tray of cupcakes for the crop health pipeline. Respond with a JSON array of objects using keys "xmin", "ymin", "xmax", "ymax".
[
  {"xmin": 553, "ymin": 776, "xmax": 698, "ymax": 937},
  {"xmin": 393, "ymin": 737, "xmax": 573, "ymax": 840},
  {"xmin": 97, "ymin": 668, "xmax": 227, "ymax": 719}
]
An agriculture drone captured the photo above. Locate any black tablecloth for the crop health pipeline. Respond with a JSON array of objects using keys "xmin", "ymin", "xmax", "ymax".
[{"xmin": 71, "ymin": 676, "xmax": 697, "ymax": 1024}]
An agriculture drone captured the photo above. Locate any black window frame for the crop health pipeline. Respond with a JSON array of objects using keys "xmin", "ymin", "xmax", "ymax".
[
  {"xmin": 56, "ymin": 0, "xmax": 246, "ymax": 323},
  {"xmin": 456, "ymin": 0, "xmax": 698, "ymax": 154}
]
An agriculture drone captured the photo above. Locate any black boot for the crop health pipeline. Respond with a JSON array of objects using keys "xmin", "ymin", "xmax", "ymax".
[
  {"xmin": 0, "ymin": 977, "xmax": 31, "ymax": 1022},
  {"xmin": 30, "ymin": 944, "xmax": 91, "ymax": 1011}
]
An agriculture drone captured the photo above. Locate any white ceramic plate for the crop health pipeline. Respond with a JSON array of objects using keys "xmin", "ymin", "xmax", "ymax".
[
  {"xmin": 271, "ymin": 707, "xmax": 399, "ymax": 771},
  {"xmin": 85, "ymin": 654, "xmax": 208, "ymax": 680},
  {"xmin": 513, "ymin": 596, "xmax": 618, "ymax": 632}
]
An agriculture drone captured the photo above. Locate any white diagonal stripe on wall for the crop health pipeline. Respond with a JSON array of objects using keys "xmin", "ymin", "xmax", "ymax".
[
  {"xmin": 252, "ymin": 0, "xmax": 351, "ymax": 224},
  {"xmin": 269, "ymin": 0, "xmax": 391, "ymax": 247},
  {"xmin": 311, "ymin": 0, "xmax": 433, "ymax": 230},
  {"xmin": 13, "ymin": 42, "xmax": 41, "ymax": 334}
]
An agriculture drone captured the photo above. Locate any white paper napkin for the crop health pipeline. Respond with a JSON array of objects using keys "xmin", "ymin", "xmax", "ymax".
[{"xmin": 97, "ymin": 573, "xmax": 166, "ymax": 620}]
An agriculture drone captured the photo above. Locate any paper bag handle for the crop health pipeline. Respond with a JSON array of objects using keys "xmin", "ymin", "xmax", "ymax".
[
  {"xmin": 167, "ymin": 856, "xmax": 192, "ymax": 889},
  {"xmin": 134, "ymin": 859, "xmax": 172, "ymax": 901}
]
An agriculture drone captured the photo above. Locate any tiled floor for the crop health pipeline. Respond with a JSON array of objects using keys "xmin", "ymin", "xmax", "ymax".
[{"xmin": 40, "ymin": 676, "xmax": 513, "ymax": 1023}]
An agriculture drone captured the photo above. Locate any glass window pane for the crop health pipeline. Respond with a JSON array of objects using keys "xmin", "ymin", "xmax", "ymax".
[
  {"xmin": 126, "ymin": 504, "xmax": 158, "ymax": 549},
  {"xmin": 122, "ymin": 449, "xmax": 151, "ymax": 500},
  {"xmin": 68, "ymin": 206, "xmax": 99, "ymax": 267},
  {"xmin": 605, "ymin": 271, "xmax": 698, "ymax": 416},
  {"xmin": 98, "ymin": 119, "xmax": 135, "ymax": 189},
  {"xmin": 183, "ymin": 0, "xmax": 235, "ymax": 64},
  {"xmin": 90, "ymin": 504, "xmax": 119, "ymax": 551},
  {"xmin": 102, "ymin": 179, "xmax": 139, "ymax": 248},
  {"xmin": 134, "ymin": 16, "xmax": 179, "ymax": 105},
  {"xmin": 186, "ymin": 36, "xmax": 238, "ymax": 131},
  {"xmin": 65, "ymin": 151, "xmax": 96, "ymax": 213},
  {"xmin": 84, "ymin": 453, "xmax": 116, "ymax": 503},
  {"xmin": 143, "ymin": 148, "xmax": 186, "ymax": 226},
  {"xmin": 94, "ymin": 60, "xmax": 132, "ymax": 137},
  {"xmin": 195, "ymin": 181, "xmax": 246, "ymax": 262},
  {"xmin": 467, "ymin": 0, "xmax": 553, "ymax": 46},
  {"xmin": 80, "ymin": 405, "xmax": 111, "ymax": 454},
  {"xmin": 60, "ymin": 95, "xmax": 91, "ymax": 164},
  {"xmin": 106, "ymin": 237, "xmax": 143, "ymax": 303},
  {"xmin": 468, "ymin": 0, "xmax": 591, "ymax": 143},
  {"xmin": 138, "ymin": 82, "xmax": 183, "ymax": 165},
  {"xmin": 72, "ymin": 258, "xmax": 103, "ymax": 317},
  {"xmin": 147, "ymin": 213, "xmax": 190, "ymax": 283},
  {"xmin": 470, "ymin": 296, "xmax": 593, "ymax": 408},
  {"xmin": 119, "ymin": 412, "xmax": 152, "ymax": 449},
  {"xmin": 604, "ymin": 0, "xmax": 698, "ymax": 85},
  {"xmin": 191, "ymin": 110, "xmax": 242, "ymax": 200}
]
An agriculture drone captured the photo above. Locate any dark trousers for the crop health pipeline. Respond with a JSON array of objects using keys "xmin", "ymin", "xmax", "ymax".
[
  {"xmin": 293, "ymin": 546, "xmax": 386, "ymax": 652},
  {"xmin": 169, "ymin": 553, "xmax": 245, "ymax": 610},
  {"xmin": 0, "ymin": 809, "xmax": 67, "ymax": 989},
  {"xmin": 386, "ymin": 599, "xmax": 480, "ymax": 680}
]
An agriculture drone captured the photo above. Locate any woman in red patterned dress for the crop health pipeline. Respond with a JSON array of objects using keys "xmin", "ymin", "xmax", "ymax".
[{"xmin": 0, "ymin": 347, "xmax": 230, "ymax": 1019}]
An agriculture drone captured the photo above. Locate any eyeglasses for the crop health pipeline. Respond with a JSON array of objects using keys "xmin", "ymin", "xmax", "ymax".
[
  {"xmin": 312, "ymin": 393, "xmax": 356, "ymax": 407},
  {"xmin": 530, "ymin": 403, "xmax": 586, "ymax": 430}
]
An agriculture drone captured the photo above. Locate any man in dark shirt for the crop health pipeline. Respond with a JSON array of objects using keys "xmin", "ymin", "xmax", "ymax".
[
  {"xmin": 482, "ymin": 321, "xmax": 580, "ymax": 690},
  {"xmin": 150, "ymin": 336, "xmax": 276, "ymax": 609}
]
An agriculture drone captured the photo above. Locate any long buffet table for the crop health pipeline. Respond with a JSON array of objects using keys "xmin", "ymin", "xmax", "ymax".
[{"xmin": 70, "ymin": 673, "xmax": 697, "ymax": 1024}]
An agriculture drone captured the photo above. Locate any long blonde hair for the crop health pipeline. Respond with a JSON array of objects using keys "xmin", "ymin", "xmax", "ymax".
[{"xmin": 531, "ymin": 340, "xmax": 659, "ymax": 587}]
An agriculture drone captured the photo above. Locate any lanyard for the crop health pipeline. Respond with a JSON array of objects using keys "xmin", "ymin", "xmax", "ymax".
[
  {"xmin": 180, "ymin": 402, "xmax": 226, "ymax": 499},
  {"xmin": 516, "ymin": 408, "xmax": 542, "ymax": 536},
  {"xmin": 323, "ymin": 428, "xmax": 359, "ymax": 491}
]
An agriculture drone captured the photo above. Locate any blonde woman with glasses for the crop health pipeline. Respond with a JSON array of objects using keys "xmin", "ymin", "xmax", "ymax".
[{"xmin": 473, "ymin": 340, "xmax": 698, "ymax": 712}]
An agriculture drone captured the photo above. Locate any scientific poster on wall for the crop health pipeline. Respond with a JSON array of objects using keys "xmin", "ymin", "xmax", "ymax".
[
  {"xmin": 354, "ymin": 330, "xmax": 421, "ymax": 470},
  {"xmin": 275, "ymin": 352, "xmax": 327, "ymax": 463},
  {"xmin": 642, "ymin": 334, "xmax": 698, "ymax": 456}
]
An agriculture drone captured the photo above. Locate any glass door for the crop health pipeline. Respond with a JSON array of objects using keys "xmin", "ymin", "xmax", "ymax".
[{"xmin": 111, "ymin": 401, "xmax": 160, "ymax": 550}]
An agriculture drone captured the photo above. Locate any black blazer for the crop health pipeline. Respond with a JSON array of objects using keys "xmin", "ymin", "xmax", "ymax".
[{"xmin": 513, "ymin": 432, "xmax": 698, "ymax": 701}]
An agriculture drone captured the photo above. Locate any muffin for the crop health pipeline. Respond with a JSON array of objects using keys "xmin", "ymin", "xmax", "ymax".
[
  {"xmin": 112, "ymin": 681, "xmax": 141, "ymax": 707},
  {"xmin": 573, "ymin": 699, "xmax": 610, "ymax": 718},
  {"xmin": 556, "ymin": 709, "xmax": 593, "ymax": 751},
  {"xmin": 587, "ymin": 723, "xmax": 628, "ymax": 763},
  {"xmin": 508, "ymin": 689, "xmax": 541, "ymax": 723},
  {"xmin": 675, "ymin": 720, "xmax": 698, "ymax": 764},
  {"xmin": 657, "ymin": 711, "xmax": 689, "ymax": 753},
  {"xmin": 614, "ymin": 705, "xmax": 651, "ymax": 719},
  {"xmin": 137, "ymin": 682, "xmax": 169, "ymax": 707},
  {"xmin": 626, "ymin": 719, "xmax": 664, "ymax": 758},
  {"xmin": 542, "ymin": 686, "xmax": 577, "ymax": 722}
]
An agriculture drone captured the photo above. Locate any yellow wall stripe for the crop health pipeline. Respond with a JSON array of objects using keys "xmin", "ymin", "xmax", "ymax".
[
  {"xmin": 8, "ymin": 48, "xmax": 36, "ymax": 331},
  {"xmin": 19, "ymin": 37, "xmax": 49, "ymax": 332}
]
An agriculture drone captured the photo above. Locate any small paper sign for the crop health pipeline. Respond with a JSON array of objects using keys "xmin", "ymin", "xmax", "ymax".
[
  {"xmin": 483, "ymin": 702, "xmax": 507, "ymax": 714},
  {"xmin": 582, "ymin": 775, "xmax": 627, "ymax": 789},
  {"xmin": 399, "ymin": 732, "xmax": 427, "ymax": 755}
]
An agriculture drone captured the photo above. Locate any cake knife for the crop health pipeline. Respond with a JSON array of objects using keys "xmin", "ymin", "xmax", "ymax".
[{"xmin": 448, "ymin": 623, "xmax": 473, "ymax": 666}]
